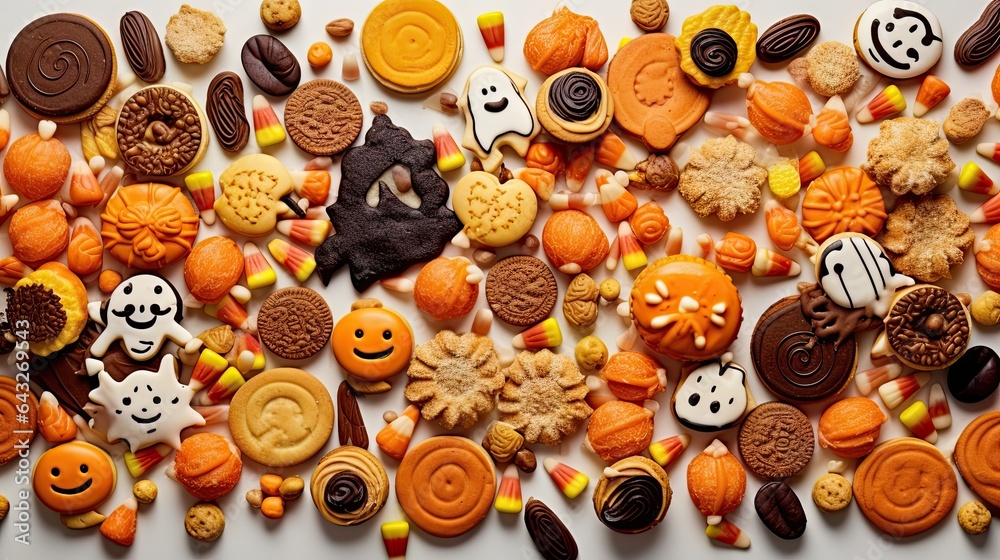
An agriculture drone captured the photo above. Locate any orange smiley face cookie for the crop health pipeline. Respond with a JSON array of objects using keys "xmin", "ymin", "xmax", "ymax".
[
  {"xmin": 33, "ymin": 441, "xmax": 116, "ymax": 516},
  {"xmin": 332, "ymin": 299, "xmax": 413, "ymax": 390}
]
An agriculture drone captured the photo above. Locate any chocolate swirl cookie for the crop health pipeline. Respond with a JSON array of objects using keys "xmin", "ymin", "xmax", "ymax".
[
  {"xmin": 242, "ymin": 35, "xmax": 301, "ymax": 96},
  {"xmin": 120, "ymin": 11, "xmax": 165, "ymax": 83},
  {"xmin": 756, "ymin": 14, "xmax": 820, "ymax": 63},
  {"xmin": 6, "ymin": 13, "xmax": 116, "ymax": 123},
  {"xmin": 751, "ymin": 296, "xmax": 857, "ymax": 403},
  {"xmin": 593, "ymin": 456, "xmax": 670, "ymax": 534},
  {"xmin": 690, "ymin": 28, "xmax": 738, "ymax": 77},
  {"xmin": 525, "ymin": 498, "xmax": 578, "ymax": 560},
  {"xmin": 955, "ymin": 0, "xmax": 1000, "ymax": 67},
  {"xmin": 206, "ymin": 72, "xmax": 250, "ymax": 152},
  {"xmin": 116, "ymin": 85, "xmax": 208, "ymax": 176},
  {"xmin": 284, "ymin": 79, "xmax": 363, "ymax": 156},
  {"xmin": 550, "ymin": 72, "xmax": 601, "ymax": 122},
  {"xmin": 536, "ymin": 68, "xmax": 613, "ymax": 143},
  {"xmin": 310, "ymin": 446, "xmax": 388, "ymax": 526}
]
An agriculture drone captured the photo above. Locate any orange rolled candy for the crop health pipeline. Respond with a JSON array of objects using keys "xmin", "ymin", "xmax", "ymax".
[
  {"xmin": 629, "ymin": 202, "xmax": 669, "ymax": 245},
  {"xmin": 585, "ymin": 400, "xmax": 654, "ymax": 463},
  {"xmin": 714, "ymin": 233, "xmax": 756, "ymax": 273},
  {"xmin": 600, "ymin": 352, "xmax": 666, "ymax": 401},
  {"xmin": 741, "ymin": 74, "xmax": 814, "ymax": 146},
  {"xmin": 687, "ymin": 439, "xmax": 746, "ymax": 525}
]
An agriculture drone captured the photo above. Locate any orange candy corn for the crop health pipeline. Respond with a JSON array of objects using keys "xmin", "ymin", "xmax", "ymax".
[
  {"xmin": 706, "ymin": 519, "xmax": 750, "ymax": 548},
  {"xmin": 67, "ymin": 216, "xmax": 103, "ymax": 278},
  {"xmin": 751, "ymin": 249, "xmax": 800, "ymax": 277},
  {"xmin": 977, "ymin": 142, "xmax": 1000, "ymax": 163},
  {"xmin": 432, "ymin": 124, "xmax": 465, "ymax": 172},
  {"xmin": 376, "ymin": 405, "xmax": 420, "ymax": 460},
  {"xmin": 648, "ymin": 434, "xmax": 691, "ymax": 468},
  {"xmin": 196, "ymin": 367, "xmax": 245, "ymax": 406},
  {"xmin": 913, "ymin": 75, "xmax": 950, "ymax": 117},
  {"xmin": 183, "ymin": 171, "xmax": 216, "ymax": 225},
  {"xmin": 597, "ymin": 169, "xmax": 638, "ymax": 222},
  {"xmin": 971, "ymin": 192, "xmax": 1000, "ymax": 223},
  {"xmin": 812, "ymin": 95, "xmax": 853, "ymax": 152},
  {"xmin": 100, "ymin": 497, "xmax": 138, "ymax": 546},
  {"xmin": 244, "ymin": 242, "xmax": 277, "ymax": 289},
  {"xmin": 929, "ymin": 383, "xmax": 952, "ymax": 430},
  {"xmin": 252, "ymin": 95, "xmax": 285, "ymax": 147},
  {"xmin": 342, "ymin": 53, "xmax": 360, "ymax": 81},
  {"xmin": 585, "ymin": 376, "xmax": 618, "ymax": 410},
  {"xmin": 381, "ymin": 521, "xmax": 409, "ymax": 560},
  {"xmin": 124, "ymin": 443, "xmax": 173, "ymax": 478},
  {"xmin": 959, "ymin": 162, "xmax": 999, "ymax": 196},
  {"xmin": 513, "ymin": 167, "xmax": 556, "ymax": 201},
  {"xmin": 477, "ymin": 12, "xmax": 505, "ymax": 62},
  {"xmin": 276, "ymin": 219, "xmax": 333, "ymax": 247},
  {"xmin": 204, "ymin": 293, "xmax": 249, "ymax": 330},
  {"xmin": 512, "ymin": 317, "xmax": 562, "ymax": 349},
  {"xmin": 494, "ymin": 464, "xmax": 522, "ymax": 513},
  {"xmin": 900, "ymin": 401, "xmax": 937, "ymax": 443},
  {"xmin": 798, "ymin": 150, "xmax": 826, "ymax": 186},
  {"xmin": 292, "ymin": 170, "xmax": 332, "ymax": 206},
  {"xmin": 227, "ymin": 329, "xmax": 266, "ymax": 373},
  {"xmin": 549, "ymin": 191, "xmax": 596, "ymax": 211},
  {"xmin": 66, "ymin": 161, "xmax": 104, "ymax": 207},
  {"xmin": 566, "ymin": 145, "xmax": 594, "ymax": 193},
  {"xmin": 595, "ymin": 132, "xmax": 638, "ymax": 170},
  {"xmin": 854, "ymin": 363, "xmax": 902, "ymax": 396},
  {"xmin": 189, "ymin": 349, "xmax": 229, "ymax": 392},
  {"xmin": 856, "ymin": 85, "xmax": 905, "ymax": 124},
  {"xmin": 37, "ymin": 391, "xmax": 77, "ymax": 443},
  {"xmin": 878, "ymin": 372, "xmax": 931, "ymax": 409},
  {"xmin": 268, "ymin": 238, "xmax": 317, "ymax": 282},
  {"xmin": 703, "ymin": 112, "xmax": 755, "ymax": 140},
  {"xmin": 543, "ymin": 457, "xmax": 589, "ymax": 499}
]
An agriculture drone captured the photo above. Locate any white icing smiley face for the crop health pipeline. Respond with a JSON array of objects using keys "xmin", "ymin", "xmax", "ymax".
[
  {"xmin": 88, "ymin": 274, "xmax": 193, "ymax": 361},
  {"xmin": 87, "ymin": 354, "xmax": 205, "ymax": 452},
  {"xmin": 817, "ymin": 234, "xmax": 914, "ymax": 319},
  {"xmin": 672, "ymin": 353, "xmax": 748, "ymax": 432},
  {"xmin": 856, "ymin": 0, "xmax": 943, "ymax": 79},
  {"xmin": 465, "ymin": 67, "xmax": 535, "ymax": 154}
]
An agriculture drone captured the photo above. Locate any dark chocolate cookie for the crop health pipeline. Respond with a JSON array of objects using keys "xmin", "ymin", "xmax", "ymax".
[
  {"xmin": 241, "ymin": 34, "xmax": 301, "ymax": 96},
  {"xmin": 257, "ymin": 287, "xmax": 332, "ymax": 360},
  {"xmin": 284, "ymin": 79, "xmax": 363, "ymax": 156},
  {"xmin": 738, "ymin": 401, "xmax": 814, "ymax": 479},
  {"xmin": 337, "ymin": 381, "xmax": 368, "ymax": 449},
  {"xmin": 206, "ymin": 71, "xmax": 250, "ymax": 152},
  {"xmin": 120, "ymin": 11, "xmax": 165, "ymax": 83},
  {"xmin": 485, "ymin": 256, "xmax": 558, "ymax": 327},
  {"xmin": 755, "ymin": 481, "xmax": 807, "ymax": 540},
  {"xmin": 525, "ymin": 498, "xmax": 578, "ymax": 560}
]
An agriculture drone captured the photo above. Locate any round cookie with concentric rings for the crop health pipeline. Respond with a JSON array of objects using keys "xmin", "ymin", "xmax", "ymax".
[
  {"xmin": 954, "ymin": 410, "xmax": 1000, "ymax": 509},
  {"xmin": 536, "ymin": 68, "xmax": 613, "ymax": 144},
  {"xmin": 116, "ymin": 85, "xmax": 209, "ymax": 177},
  {"xmin": 361, "ymin": 0, "xmax": 463, "ymax": 93},
  {"xmin": 257, "ymin": 287, "xmax": 333, "ymax": 360},
  {"xmin": 0, "ymin": 377, "xmax": 37, "ymax": 466},
  {"xmin": 751, "ymin": 295, "xmax": 857, "ymax": 403},
  {"xmin": 738, "ymin": 401, "xmax": 814, "ymax": 479},
  {"xmin": 592, "ymin": 456, "xmax": 671, "ymax": 534},
  {"xmin": 395, "ymin": 435, "xmax": 495, "ymax": 538},
  {"xmin": 854, "ymin": 437, "xmax": 956, "ymax": 537},
  {"xmin": 310, "ymin": 445, "xmax": 389, "ymax": 526},
  {"xmin": 228, "ymin": 368, "xmax": 334, "ymax": 467},
  {"xmin": 284, "ymin": 80, "xmax": 363, "ymax": 156},
  {"xmin": 6, "ymin": 13, "xmax": 117, "ymax": 123}
]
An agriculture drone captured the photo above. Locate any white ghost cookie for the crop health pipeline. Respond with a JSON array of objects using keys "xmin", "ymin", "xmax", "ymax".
[
  {"xmin": 672, "ymin": 352, "xmax": 755, "ymax": 432},
  {"xmin": 458, "ymin": 66, "xmax": 540, "ymax": 173},
  {"xmin": 813, "ymin": 233, "xmax": 914, "ymax": 319},
  {"xmin": 88, "ymin": 274, "xmax": 193, "ymax": 361},
  {"xmin": 87, "ymin": 354, "xmax": 205, "ymax": 452},
  {"xmin": 854, "ymin": 0, "xmax": 943, "ymax": 79}
]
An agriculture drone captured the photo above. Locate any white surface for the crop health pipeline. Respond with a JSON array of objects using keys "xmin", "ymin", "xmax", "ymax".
[{"xmin": 0, "ymin": 0, "xmax": 998, "ymax": 558}]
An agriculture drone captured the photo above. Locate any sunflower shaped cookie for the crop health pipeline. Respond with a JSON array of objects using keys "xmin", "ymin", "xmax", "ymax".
[
  {"xmin": 879, "ymin": 195, "xmax": 975, "ymax": 282},
  {"xmin": 405, "ymin": 331, "xmax": 503, "ymax": 430},
  {"xmin": 861, "ymin": 117, "xmax": 954, "ymax": 197},
  {"xmin": 676, "ymin": 5, "xmax": 757, "ymax": 88},
  {"xmin": 498, "ymin": 349, "xmax": 592, "ymax": 446},
  {"xmin": 679, "ymin": 135, "xmax": 765, "ymax": 221}
]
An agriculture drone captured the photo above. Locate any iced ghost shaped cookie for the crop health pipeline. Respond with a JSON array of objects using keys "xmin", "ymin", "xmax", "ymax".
[
  {"xmin": 458, "ymin": 66, "xmax": 540, "ymax": 173},
  {"xmin": 88, "ymin": 274, "xmax": 193, "ymax": 361},
  {"xmin": 672, "ymin": 352, "xmax": 754, "ymax": 432}
]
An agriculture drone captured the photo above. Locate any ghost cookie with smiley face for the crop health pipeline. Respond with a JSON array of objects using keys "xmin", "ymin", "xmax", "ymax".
[
  {"xmin": 853, "ymin": 0, "xmax": 943, "ymax": 79},
  {"xmin": 458, "ymin": 66, "xmax": 540, "ymax": 173},
  {"xmin": 87, "ymin": 274, "xmax": 194, "ymax": 362},
  {"xmin": 671, "ymin": 352, "xmax": 756, "ymax": 432}
]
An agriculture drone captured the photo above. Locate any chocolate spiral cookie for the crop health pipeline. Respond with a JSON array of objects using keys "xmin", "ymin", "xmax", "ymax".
[
  {"xmin": 536, "ymin": 68, "xmax": 613, "ymax": 144},
  {"xmin": 690, "ymin": 28, "xmax": 738, "ymax": 77},
  {"xmin": 116, "ymin": 85, "xmax": 208, "ymax": 176},
  {"xmin": 751, "ymin": 296, "xmax": 857, "ymax": 403},
  {"xmin": 6, "ymin": 13, "xmax": 117, "ymax": 123},
  {"xmin": 256, "ymin": 287, "xmax": 333, "ymax": 360},
  {"xmin": 206, "ymin": 72, "xmax": 250, "ymax": 152},
  {"xmin": 592, "ymin": 456, "xmax": 671, "ymax": 534},
  {"xmin": 120, "ymin": 11, "xmax": 165, "ymax": 83},
  {"xmin": 284, "ymin": 79, "xmax": 363, "ymax": 156},
  {"xmin": 310, "ymin": 446, "xmax": 389, "ymax": 526},
  {"xmin": 242, "ymin": 35, "xmax": 301, "ymax": 96}
]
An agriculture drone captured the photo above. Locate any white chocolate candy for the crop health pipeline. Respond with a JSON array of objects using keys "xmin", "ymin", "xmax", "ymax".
[
  {"xmin": 855, "ymin": 0, "xmax": 943, "ymax": 79},
  {"xmin": 816, "ymin": 234, "xmax": 914, "ymax": 319},
  {"xmin": 672, "ymin": 353, "xmax": 750, "ymax": 431},
  {"xmin": 88, "ymin": 274, "xmax": 193, "ymax": 361},
  {"xmin": 458, "ymin": 66, "xmax": 540, "ymax": 172}
]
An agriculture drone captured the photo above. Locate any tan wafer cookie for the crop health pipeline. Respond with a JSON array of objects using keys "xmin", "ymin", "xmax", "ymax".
[
  {"xmin": 284, "ymin": 80, "xmax": 363, "ymax": 156},
  {"xmin": 165, "ymin": 4, "xmax": 226, "ymax": 64}
]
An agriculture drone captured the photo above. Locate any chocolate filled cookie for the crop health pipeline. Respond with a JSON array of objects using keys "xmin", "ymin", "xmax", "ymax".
[
  {"xmin": 486, "ymin": 256, "xmax": 558, "ymax": 327},
  {"xmin": 116, "ymin": 85, "xmax": 208, "ymax": 176},
  {"xmin": 738, "ymin": 401, "xmax": 814, "ymax": 479},
  {"xmin": 592, "ymin": 456, "xmax": 671, "ymax": 534}
]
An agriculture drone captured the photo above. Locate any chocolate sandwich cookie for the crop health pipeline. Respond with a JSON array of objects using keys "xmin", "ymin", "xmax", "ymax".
[
  {"xmin": 284, "ymin": 79, "xmax": 363, "ymax": 156},
  {"xmin": 738, "ymin": 401, "xmax": 814, "ymax": 479},
  {"xmin": 206, "ymin": 72, "xmax": 250, "ymax": 152},
  {"xmin": 751, "ymin": 295, "xmax": 857, "ymax": 403},
  {"xmin": 242, "ymin": 35, "xmax": 301, "ymax": 96},
  {"xmin": 6, "ymin": 13, "xmax": 117, "ymax": 123},
  {"xmin": 756, "ymin": 14, "xmax": 820, "ymax": 63},
  {"xmin": 120, "ymin": 11, "xmax": 165, "ymax": 83},
  {"xmin": 256, "ymin": 287, "xmax": 333, "ymax": 360},
  {"xmin": 485, "ymin": 256, "xmax": 558, "ymax": 327},
  {"xmin": 755, "ymin": 481, "xmax": 807, "ymax": 539},
  {"xmin": 592, "ymin": 456, "xmax": 671, "ymax": 534}
]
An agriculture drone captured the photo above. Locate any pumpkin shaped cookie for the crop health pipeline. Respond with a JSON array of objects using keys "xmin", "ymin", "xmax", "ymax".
[
  {"xmin": 101, "ymin": 183, "xmax": 199, "ymax": 269},
  {"xmin": 802, "ymin": 167, "xmax": 886, "ymax": 244}
]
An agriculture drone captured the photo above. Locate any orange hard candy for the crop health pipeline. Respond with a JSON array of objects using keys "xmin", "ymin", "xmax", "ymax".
[
  {"xmin": 523, "ymin": 7, "xmax": 607, "ymax": 75},
  {"xmin": 542, "ymin": 210, "xmax": 610, "ymax": 274},
  {"xmin": 745, "ymin": 79, "xmax": 813, "ymax": 145},
  {"xmin": 413, "ymin": 256, "xmax": 479, "ymax": 321},
  {"xmin": 3, "ymin": 132, "xmax": 71, "ymax": 201},
  {"xmin": 686, "ymin": 440, "xmax": 746, "ymax": 520},
  {"xmin": 586, "ymin": 400, "xmax": 654, "ymax": 463},
  {"xmin": 184, "ymin": 237, "xmax": 244, "ymax": 304},
  {"xmin": 9, "ymin": 201, "xmax": 69, "ymax": 267},
  {"xmin": 818, "ymin": 397, "xmax": 887, "ymax": 459},
  {"xmin": 600, "ymin": 352, "xmax": 665, "ymax": 401},
  {"xmin": 172, "ymin": 433, "xmax": 243, "ymax": 501}
]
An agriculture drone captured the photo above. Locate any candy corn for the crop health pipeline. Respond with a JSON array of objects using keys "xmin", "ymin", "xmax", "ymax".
[
  {"xmin": 648, "ymin": 434, "xmax": 691, "ymax": 468},
  {"xmin": 67, "ymin": 217, "xmax": 103, "ymax": 278},
  {"xmin": 812, "ymin": 95, "xmax": 854, "ymax": 152},
  {"xmin": 192, "ymin": 405, "xmax": 229, "ymax": 425},
  {"xmin": 252, "ymin": 95, "xmax": 285, "ymax": 147},
  {"xmin": 878, "ymin": 372, "xmax": 931, "ymax": 410},
  {"xmin": 476, "ymin": 12, "xmax": 504, "ymax": 63},
  {"xmin": 595, "ymin": 132, "xmax": 638, "ymax": 170},
  {"xmin": 751, "ymin": 249, "xmax": 800, "ymax": 277},
  {"xmin": 706, "ymin": 519, "xmax": 750, "ymax": 548},
  {"xmin": 376, "ymin": 405, "xmax": 419, "ymax": 460},
  {"xmin": 512, "ymin": 167, "xmax": 555, "ymax": 201},
  {"xmin": 619, "ymin": 222, "xmax": 647, "ymax": 271},
  {"xmin": 565, "ymin": 145, "xmax": 594, "ymax": 193},
  {"xmin": 959, "ymin": 162, "xmax": 998, "ymax": 196},
  {"xmin": 703, "ymin": 112, "xmax": 754, "ymax": 140},
  {"xmin": 597, "ymin": 169, "xmax": 638, "ymax": 222},
  {"xmin": 189, "ymin": 349, "xmax": 229, "ymax": 393},
  {"xmin": 66, "ymin": 161, "xmax": 104, "ymax": 207},
  {"xmin": 381, "ymin": 521, "xmax": 409, "ymax": 560},
  {"xmin": 0, "ymin": 194, "xmax": 18, "ymax": 227},
  {"xmin": 276, "ymin": 219, "xmax": 332, "ymax": 247},
  {"xmin": 978, "ymin": 142, "xmax": 1000, "ymax": 164},
  {"xmin": 204, "ymin": 293, "xmax": 249, "ymax": 330},
  {"xmin": 767, "ymin": 158, "xmax": 801, "ymax": 199},
  {"xmin": 900, "ymin": 401, "xmax": 938, "ymax": 444},
  {"xmin": 856, "ymin": 85, "xmax": 906, "ymax": 124},
  {"xmin": 124, "ymin": 443, "xmax": 173, "ymax": 478},
  {"xmin": 228, "ymin": 330, "xmax": 266, "ymax": 373},
  {"xmin": 665, "ymin": 226, "xmax": 683, "ymax": 256},
  {"xmin": 543, "ymin": 457, "xmax": 589, "ymax": 499},
  {"xmin": 100, "ymin": 497, "xmax": 138, "ymax": 546},
  {"xmin": 929, "ymin": 383, "xmax": 952, "ymax": 430},
  {"xmin": 37, "ymin": 392, "xmax": 76, "ymax": 443},
  {"xmin": 618, "ymin": 36, "xmax": 632, "ymax": 49},
  {"xmin": 195, "ymin": 367, "xmax": 245, "ymax": 405},
  {"xmin": 268, "ymin": 239, "xmax": 317, "ymax": 282},
  {"xmin": 605, "ymin": 233, "xmax": 621, "ymax": 271},
  {"xmin": 855, "ymin": 363, "xmax": 902, "ymax": 396},
  {"xmin": 432, "ymin": 124, "xmax": 465, "ymax": 172},
  {"xmin": 913, "ymin": 75, "xmax": 950, "ymax": 118},
  {"xmin": 512, "ymin": 317, "xmax": 562, "ymax": 350},
  {"xmin": 292, "ymin": 170, "xmax": 332, "ymax": 206},
  {"xmin": 585, "ymin": 376, "xmax": 617, "ymax": 409},
  {"xmin": 798, "ymin": 150, "xmax": 826, "ymax": 186},
  {"xmin": 183, "ymin": 171, "xmax": 217, "ymax": 225},
  {"xmin": 970, "ymin": 192, "xmax": 1000, "ymax": 223},
  {"xmin": 343, "ymin": 53, "xmax": 360, "ymax": 81},
  {"xmin": 549, "ymin": 191, "xmax": 597, "ymax": 211},
  {"xmin": 244, "ymin": 242, "xmax": 277, "ymax": 289},
  {"xmin": 494, "ymin": 464, "xmax": 522, "ymax": 513}
]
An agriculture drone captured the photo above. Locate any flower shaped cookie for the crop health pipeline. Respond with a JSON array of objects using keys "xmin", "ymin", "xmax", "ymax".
[
  {"xmin": 861, "ymin": 117, "xmax": 955, "ymax": 196},
  {"xmin": 405, "ymin": 331, "xmax": 503, "ymax": 430},
  {"xmin": 879, "ymin": 195, "xmax": 975, "ymax": 282},
  {"xmin": 676, "ymin": 5, "xmax": 757, "ymax": 88},
  {"xmin": 679, "ymin": 135, "xmax": 765, "ymax": 221},
  {"xmin": 498, "ymin": 349, "xmax": 592, "ymax": 446}
]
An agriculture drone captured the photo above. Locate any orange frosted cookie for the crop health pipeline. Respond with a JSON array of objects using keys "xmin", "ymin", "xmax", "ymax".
[{"xmin": 802, "ymin": 167, "xmax": 886, "ymax": 243}]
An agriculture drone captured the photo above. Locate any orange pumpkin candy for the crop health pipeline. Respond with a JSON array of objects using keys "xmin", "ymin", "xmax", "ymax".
[
  {"xmin": 101, "ymin": 183, "xmax": 200, "ymax": 270},
  {"xmin": 3, "ymin": 129, "xmax": 71, "ymax": 201},
  {"xmin": 542, "ymin": 210, "xmax": 610, "ymax": 274},
  {"xmin": 332, "ymin": 299, "xmax": 414, "ymax": 382},
  {"xmin": 586, "ymin": 400, "xmax": 654, "ymax": 463},
  {"xmin": 8, "ymin": 200, "xmax": 69, "ymax": 268},
  {"xmin": 184, "ymin": 236, "xmax": 245, "ymax": 304},
  {"xmin": 600, "ymin": 352, "xmax": 665, "ymax": 401},
  {"xmin": 33, "ymin": 441, "xmax": 117, "ymax": 515},
  {"xmin": 413, "ymin": 256, "xmax": 480, "ymax": 321},
  {"xmin": 801, "ymin": 167, "xmax": 886, "ymax": 244},
  {"xmin": 744, "ymin": 78, "xmax": 814, "ymax": 145},
  {"xmin": 686, "ymin": 439, "xmax": 746, "ymax": 524}
]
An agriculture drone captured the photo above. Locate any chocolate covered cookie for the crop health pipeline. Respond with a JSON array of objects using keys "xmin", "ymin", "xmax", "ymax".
[
  {"xmin": 755, "ymin": 481, "xmax": 807, "ymax": 539},
  {"xmin": 206, "ymin": 72, "xmax": 250, "ymax": 152},
  {"xmin": 242, "ymin": 35, "xmax": 301, "ymax": 97},
  {"xmin": 120, "ymin": 11, "xmax": 165, "ymax": 83}
]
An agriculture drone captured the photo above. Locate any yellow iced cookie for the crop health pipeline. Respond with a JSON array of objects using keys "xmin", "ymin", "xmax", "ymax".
[{"xmin": 676, "ymin": 5, "xmax": 757, "ymax": 89}]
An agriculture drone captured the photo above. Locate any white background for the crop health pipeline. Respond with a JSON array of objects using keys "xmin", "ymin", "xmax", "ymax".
[{"xmin": 0, "ymin": 0, "xmax": 998, "ymax": 558}]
